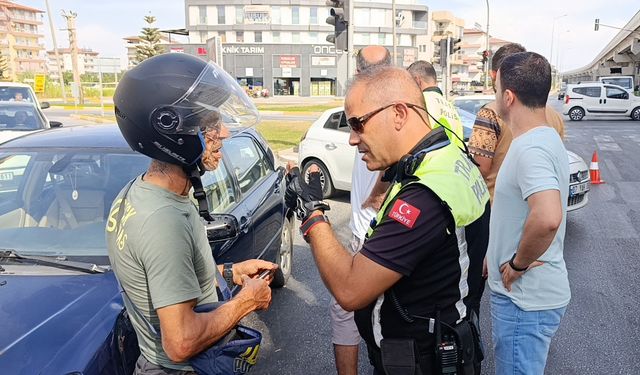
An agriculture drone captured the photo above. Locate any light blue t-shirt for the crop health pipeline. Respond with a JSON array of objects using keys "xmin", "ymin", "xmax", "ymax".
[{"xmin": 487, "ymin": 126, "xmax": 571, "ymax": 311}]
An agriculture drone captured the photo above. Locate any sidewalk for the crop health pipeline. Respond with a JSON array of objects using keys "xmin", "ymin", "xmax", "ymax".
[{"xmin": 276, "ymin": 147, "xmax": 299, "ymax": 166}]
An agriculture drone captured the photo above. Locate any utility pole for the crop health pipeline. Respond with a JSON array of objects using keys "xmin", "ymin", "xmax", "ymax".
[
  {"xmin": 61, "ymin": 10, "xmax": 83, "ymax": 105},
  {"xmin": 346, "ymin": 0, "xmax": 354, "ymax": 80},
  {"xmin": 392, "ymin": 0, "xmax": 397, "ymax": 65},
  {"xmin": 44, "ymin": 0, "xmax": 66, "ymax": 102},
  {"xmin": 484, "ymin": 0, "xmax": 490, "ymax": 90}
]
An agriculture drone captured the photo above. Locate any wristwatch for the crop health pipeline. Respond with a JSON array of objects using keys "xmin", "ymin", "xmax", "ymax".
[
  {"xmin": 223, "ymin": 262, "xmax": 234, "ymax": 287},
  {"xmin": 300, "ymin": 214, "xmax": 330, "ymax": 243},
  {"xmin": 509, "ymin": 253, "xmax": 528, "ymax": 272}
]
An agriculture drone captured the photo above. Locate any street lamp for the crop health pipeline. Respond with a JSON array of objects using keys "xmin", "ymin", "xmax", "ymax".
[{"xmin": 550, "ymin": 14, "xmax": 567, "ymax": 65}]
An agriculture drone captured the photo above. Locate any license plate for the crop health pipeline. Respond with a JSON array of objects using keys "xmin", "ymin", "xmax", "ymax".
[
  {"xmin": 0, "ymin": 172, "xmax": 13, "ymax": 181},
  {"xmin": 570, "ymin": 182, "xmax": 589, "ymax": 196}
]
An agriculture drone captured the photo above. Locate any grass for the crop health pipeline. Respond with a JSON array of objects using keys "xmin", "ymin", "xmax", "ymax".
[
  {"xmin": 257, "ymin": 120, "xmax": 310, "ymax": 151},
  {"xmin": 256, "ymin": 102, "xmax": 342, "ymax": 113}
]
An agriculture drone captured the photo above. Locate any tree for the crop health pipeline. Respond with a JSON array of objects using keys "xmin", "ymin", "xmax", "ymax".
[
  {"xmin": 135, "ymin": 15, "xmax": 165, "ymax": 64},
  {"xmin": 0, "ymin": 55, "xmax": 9, "ymax": 80}
]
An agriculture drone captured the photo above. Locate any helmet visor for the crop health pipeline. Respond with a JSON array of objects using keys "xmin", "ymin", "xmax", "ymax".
[{"xmin": 152, "ymin": 61, "xmax": 260, "ymax": 136}]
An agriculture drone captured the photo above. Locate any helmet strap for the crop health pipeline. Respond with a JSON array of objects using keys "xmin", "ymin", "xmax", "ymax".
[{"xmin": 184, "ymin": 164, "xmax": 214, "ymax": 222}]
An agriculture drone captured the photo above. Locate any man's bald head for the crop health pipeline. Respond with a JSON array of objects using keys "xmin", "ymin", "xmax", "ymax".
[
  {"xmin": 346, "ymin": 66, "xmax": 425, "ymax": 113},
  {"xmin": 356, "ymin": 46, "xmax": 391, "ymax": 73}
]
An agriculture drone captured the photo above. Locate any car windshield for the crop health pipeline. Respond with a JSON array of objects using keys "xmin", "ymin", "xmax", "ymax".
[
  {"xmin": 0, "ymin": 87, "xmax": 35, "ymax": 103},
  {"xmin": 0, "ymin": 104, "xmax": 45, "ymax": 131},
  {"xmin": 453, "ymin": 98, "xmax": 493, "ymax": 115},
  {"xmin": 0, "ymin": 148, "xmax": 149, "ymax": 259}
]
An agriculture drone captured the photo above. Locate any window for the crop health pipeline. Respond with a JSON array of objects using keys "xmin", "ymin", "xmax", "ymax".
[
  {"xmin": 323, "ymin": 111, "xmax": 346, "ymax": 131},
  {"xmin": 606, "ymin": 86, "xmax": 629, "ymax": 99},
  {"xmin": 255, "ymin": 31, "xmax": 262, "ymax": 43},
  {"xmin": 236, "ymin": 31, "xmax": 244, "ymax": 43},
  {"xmin": 0, "ymin": 154, "xmax": 31, "ymax": 204},
  {"xmin": 201, "ymin": 161, "xmax": 236, "ymax": 213},
  {"xmin": 309, "ymin": 32, "xmax": 318, "ymax": 43},
  {"xmin": 292, "ymin": 6, "xmax": 300, "ymax": 24},
  {"xmin": 272, "ymin": 31, "xmax": 280, "ymax": 43},
  {"xmin": 572, "ymin": 87, "xmax": 601, "ymax": 97},
  {"xmin": 310, "ymin": 7, "xmax": 318, "ymax": 24},
  {"xmin": 379, "ymin": 33, "xmax": 386, "ymax": 45},
  {"xmin": 272, "ymin": 6, "xmax": 280, "ymax": 24},
  {"xmin": 292, "ymin": 32, "xmax": 300, "ymax": 43},
  {"xmin": 200, "ymin": 31, "xmax": 208, "ymax": 43},
  {"xmin": 224, "ymin": 137, "xmax": 270, "ymax": 194},
  {"xmin": 198, "ymin": 5, "xmax": 207, "ymax": 24},
  {"xmin": 236, "ymin": 6, "xmax": 244, "ymax": 24},
  {"xmin": 217, "ymin": 5, "xmax": 225, "ymax": 24}
]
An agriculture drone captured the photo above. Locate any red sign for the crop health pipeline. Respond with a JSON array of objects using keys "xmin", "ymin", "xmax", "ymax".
[
  {"xmin": 197, "ymin": 47, "xmax": 207, "ymax": 56},
  {"xmin": 279, "ymin": 55, "xmax": 299, "ymax": 68},
  {"xmin": 388, "ymin": 199, "xmax": 421, "ymax": 229}
]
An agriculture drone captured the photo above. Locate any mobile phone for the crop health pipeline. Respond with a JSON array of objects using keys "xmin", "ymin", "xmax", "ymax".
[{"xmin": 258, "ymin": 269, "xmax": 273, "ymax": 279}]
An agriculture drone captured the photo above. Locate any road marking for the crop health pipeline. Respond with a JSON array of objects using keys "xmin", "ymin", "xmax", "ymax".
[
  {"xmin": 603, "ymin": 159, "xmax": 622, "ymax": 181},
  {"xmin": 594, "ymin": 135, "xmax": 615, "ymax": 142},
  {"xmin": 598, "ymin": 143, "xmax": 622, "ymax": 151}
]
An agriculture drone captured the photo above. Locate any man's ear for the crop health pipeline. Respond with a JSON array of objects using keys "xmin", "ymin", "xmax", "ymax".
[
  {"xmin": 504, "ymin": 89, "xmax": 517, "ymax": 108},
  {"xmin": 489, "ymin": 70, "xmax": 497, "ymax": 82},
  {"xmin": 392, "ymin": 103, "xmax": 410, "ymax": 131}
]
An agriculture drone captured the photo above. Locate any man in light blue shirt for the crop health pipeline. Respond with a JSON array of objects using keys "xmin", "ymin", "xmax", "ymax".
[{"xmin": 487, "ymin": 51, "xmax": 570, "ymax": 375}]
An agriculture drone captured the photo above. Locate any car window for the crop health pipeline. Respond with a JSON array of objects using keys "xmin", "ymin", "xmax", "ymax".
[
  {"xmin": 0, "ymin": 87, "xmax": 35, "ymax": 103},
  {"xmin": 337, "ymin": 111, "xmax": 350, "ymax": 133},
  {"xmin": 0, "ymin": 104, "xmax": 43, "ymax": 130},
  {"xmin": 572, "ymin": 87, "xmax": 601, "ymax": 97},
  {"xmin": 0, "ymin": 154, "xmax": 31, "ymax": 204},
  {"xmin": 0, "ymin": 150, "xmax": 148, "ymax": 258},
  {"xmin": 605, "ymin": 86, "xmax": 628, "ymax": 99},
  {"xmin": 323, "ymin": 111, "xmax": 342, "ymax": 130},
  {"xmin": 200, "ymin": 161, "xmax": 236, "ymax": 213},
  {"xmin": 224, "ymin": 136, "xmax": 271, "ymax": 194},
  {"xmin": 601, "ymin": 78, "xmax": 632, "ymax": 90}
]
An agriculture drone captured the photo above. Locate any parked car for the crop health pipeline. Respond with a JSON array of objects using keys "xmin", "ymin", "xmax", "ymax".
[
  {"xmin": 300, "ymin": 102, "xmax": 590, "ymax": 210},
  {"xmin": 0, "ymin": 124, "xmax": 293, "ymax": 374},
  {"xmin": 0, "ymin": 102, "xmax": 62, "ymax": 144},
  {"xmin": 563, "ymin": 82, "xmax": 640, "ymax": 121},
  {"xmin": 452, "ymin": 94, "xmax": 494, "ymax": 140}
]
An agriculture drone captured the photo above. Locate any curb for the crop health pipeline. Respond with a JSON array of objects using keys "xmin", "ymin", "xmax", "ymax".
[
  {"xmin": 69, "ymin": 114, "xmax": 115, "ymax": 124},
  {"xmin": 276, "ymin": 148, "xmax": 298, "ymax": 165}
]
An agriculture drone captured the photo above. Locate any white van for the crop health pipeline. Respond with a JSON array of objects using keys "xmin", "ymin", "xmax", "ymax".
[{"xmin": 563, "ymin": 82, "xmax": 640, "ymax": 121}]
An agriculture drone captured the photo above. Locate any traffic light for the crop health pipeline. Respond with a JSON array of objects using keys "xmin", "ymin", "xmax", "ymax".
[
  {"xmin": 326, "ymin": 0, "xmax": 349, "ymax": 51},
  {"xmin": 439, "ymin": 38, "xmax": 448, "ymax": 66},
  {"xmin": 449, "ymin": 37, "xmax": 462, "ymax": 55},
  {"xmin": 481, "ymin": 49, "xmax": 491, "ymax": 63},
  {"xmin": 594, "ymin": 18, "xmax": 600, "ymax": 31}
]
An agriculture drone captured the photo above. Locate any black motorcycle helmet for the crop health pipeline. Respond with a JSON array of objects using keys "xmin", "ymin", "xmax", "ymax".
[{"xmin": 113, "ymin": 53, "xmax": 259, "ymax": 167}]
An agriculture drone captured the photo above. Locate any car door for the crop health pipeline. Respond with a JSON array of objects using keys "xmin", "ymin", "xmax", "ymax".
[
  {"xmin": 223, "ymin": 133, "xmax": 284, "ymax": 262},
  {"xmin": 573, "ymin": 86, "xmax": 602, "ymax": 114},
  {"xmin": 319, "ymin": 110, "xmax": 355, "ymax": 190},
  {"xmin": 199, "ymin": 156, "xmax": 253, "ymax": 263},
  {"xmin": 603, "ymin": 85, "xmax": 630, "ymax": 114}
]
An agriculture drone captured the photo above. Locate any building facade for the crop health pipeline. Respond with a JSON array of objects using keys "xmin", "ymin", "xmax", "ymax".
[
  {"xmin": 459, "ymin": 28, "xmax": 511, "ymax": 90},
  {"xmin": 46, "ymin": 48, "xmax": 99, "ymax": 77},
  {"xmin": 0, "ymin": 0, "xmax": 46, "ymax": 80},
  {"xmin": 178, "ymin": 0, "xmax": 429, "ymax": 96}
]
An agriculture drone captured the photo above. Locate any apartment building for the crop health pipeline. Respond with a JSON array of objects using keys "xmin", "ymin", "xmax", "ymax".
[
  {"xmin": 45, "ymin": 48, "xmax": 99, "ymax": 77},
  {"xmin": 460, "ymin": 28, "xmax": 511, "ymax": 90},
  {"xmin": 0, "ymin": 0, "xmax": 46, "ymax": 80},
  {"xmin": 177, "ymin": 0, "xmax": 428, "ymax": 96}
]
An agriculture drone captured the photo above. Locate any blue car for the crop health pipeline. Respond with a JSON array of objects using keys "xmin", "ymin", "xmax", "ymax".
[{"xmin": 0, "ymin": 124, "xmax": 293, "ymax": 374}]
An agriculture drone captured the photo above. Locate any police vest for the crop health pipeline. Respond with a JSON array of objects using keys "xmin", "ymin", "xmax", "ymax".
[
  {"xmin": 423, "ymin": 91, "xmax": 466, "ymax": 150},
  {"xmin": 368, "ymin": 141, "xmax": 489, "ymax": 239}
]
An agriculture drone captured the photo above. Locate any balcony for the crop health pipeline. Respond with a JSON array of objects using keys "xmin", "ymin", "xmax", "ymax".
[{"xmin": 412, "ymin": 21, "xmax": 427, "ymax": 29}]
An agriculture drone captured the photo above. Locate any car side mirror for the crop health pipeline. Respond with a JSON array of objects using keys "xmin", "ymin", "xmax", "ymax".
[
  {"xmin": 40, "ymin": 102, "xmax": 50, "ymax": 109},
  {"xmin": 50, "ymin": 121, "xmax": 63, "ymax": 128},
  {"xmin": 623, "ymin": 93, "xmax": 629, "ymax": 100},
  {"xmin": 205, "ymin": 214, "xmax": 239, "ymax": 242}
]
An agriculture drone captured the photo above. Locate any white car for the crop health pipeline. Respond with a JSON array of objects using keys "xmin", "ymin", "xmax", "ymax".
[
  {"xmin": 0, "ymin": 102, "xmax": 61, "ymax": 144},
  {"xmin": 452, "ymin": 94, "xmax": 494, "ymax": 140},
  {"xmin": 563, "ymin": 82, "xmax": 640, "ymax": 121},
  {"xmin": 301, "ymin": 104, "xmax": 590, "ymax": 211}
]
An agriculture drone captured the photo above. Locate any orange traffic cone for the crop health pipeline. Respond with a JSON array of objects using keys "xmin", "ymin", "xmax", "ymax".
[{"xmin": 589, "ymin": 151, "xmax": 605, "ymax": 184}]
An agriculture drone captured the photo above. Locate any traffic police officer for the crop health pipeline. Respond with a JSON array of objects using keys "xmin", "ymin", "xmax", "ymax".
[{"xmin": 285, "ymin": 66, "xmax": 489, "ymax": 374}]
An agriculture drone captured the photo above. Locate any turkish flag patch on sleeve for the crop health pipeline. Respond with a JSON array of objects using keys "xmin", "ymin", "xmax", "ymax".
[{"xmin": 388, "ymin": 199, "xmax": 421, "ymax": 228}]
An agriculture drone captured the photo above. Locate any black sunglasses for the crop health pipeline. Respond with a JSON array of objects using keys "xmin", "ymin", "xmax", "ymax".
[{"xmin": 347, "ymin": 103, "xmax": 428, "ymax": 133}]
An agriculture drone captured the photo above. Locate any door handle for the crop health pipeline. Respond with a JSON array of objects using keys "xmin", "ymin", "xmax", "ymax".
[
  {"xmin": 325, "ymin": 143, "xmax": 337, "ymax": 150},
  {"xmin": 603, "ymin": 99, "xmax": 607, "ymax": 104},
  {"xmin": 599, "ymin": 99, "xmax": 602, "ymax": 104}
]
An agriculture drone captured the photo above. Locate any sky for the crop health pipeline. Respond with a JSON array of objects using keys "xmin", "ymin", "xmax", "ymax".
[{"xmin": 21, "ymin": 0, "xmax": 640, "ymax": 73}]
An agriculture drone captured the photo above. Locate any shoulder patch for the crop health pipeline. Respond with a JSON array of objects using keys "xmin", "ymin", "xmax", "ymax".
[{"xmin": 388, "ymin": 199, "xmax": 421, "ymax": 228}]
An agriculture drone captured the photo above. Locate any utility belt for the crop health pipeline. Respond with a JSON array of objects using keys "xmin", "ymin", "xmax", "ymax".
[
  {"xmin": 368, "ymin": 314, "xmax": 482, "ymax": 375},
  {"xmin": 370, "ymin": 291, "xmax": 484, "ymax": 375}
]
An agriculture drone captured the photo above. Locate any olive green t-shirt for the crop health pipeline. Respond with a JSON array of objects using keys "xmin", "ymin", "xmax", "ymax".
[{"xmin": 106, "ymin": 175, "xmax": 218, "ymax": 371}]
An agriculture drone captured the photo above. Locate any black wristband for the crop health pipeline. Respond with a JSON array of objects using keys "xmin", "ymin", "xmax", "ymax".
[
  {"xmin": 300, "ymin": 214, "xmax": 330, "ymax": 242},
  {"xmin": 223, "ymin": 262, "xmax": 234, "ymax": 286},
  {"xmin": 509, "ymin": 253, "xmax": 528, "ymax": 272}
]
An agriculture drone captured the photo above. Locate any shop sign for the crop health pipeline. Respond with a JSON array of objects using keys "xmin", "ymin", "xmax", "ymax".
[
  {"xmin": 279, "ymin": 55, "xmax": 299, "ymax": 68},
  {"xmin": 222, "ymin": 46, "xmax": 265, "ymax": 54},
  {"xmin": 312, "ymin": 56, "xmax": 335, "ymax": 66},
  {"xmin": 282, "ymin": 67, "xmax": 292, "ymax": 77}
]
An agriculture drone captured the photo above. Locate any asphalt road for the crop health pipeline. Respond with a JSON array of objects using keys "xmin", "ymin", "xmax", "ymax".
[{"xmin": 244, "ymin": 99, "xmax": 640, "ymax": 375}]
